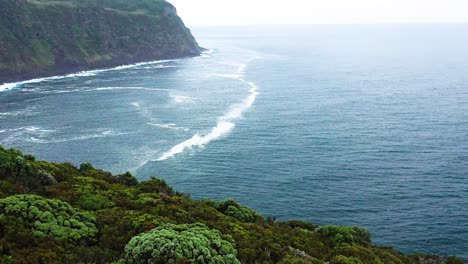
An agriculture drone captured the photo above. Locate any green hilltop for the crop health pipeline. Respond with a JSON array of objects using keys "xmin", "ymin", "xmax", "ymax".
[
  {"xmin": 0, "ymin": 0, "xmax": 201, "ymax": 83},
  {"xmin": 0, "ymin": 146, "xmax": 463, "ymax": 264}
]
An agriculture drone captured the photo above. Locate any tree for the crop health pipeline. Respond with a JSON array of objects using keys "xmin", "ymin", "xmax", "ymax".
[{"xmin": 123, "ymin": 223, "xmax": 240, "ymax": 264}]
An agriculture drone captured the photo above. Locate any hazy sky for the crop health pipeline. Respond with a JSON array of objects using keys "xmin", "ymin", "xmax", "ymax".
[{"xmin": 168, "ymin": 0, "xmax": 468, "ymax": 26}]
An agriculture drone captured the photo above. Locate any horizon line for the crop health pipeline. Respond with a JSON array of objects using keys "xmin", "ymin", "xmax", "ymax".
[{"xmin": 187, "ymin": 22, "xmax": 468, "ymax": 27}]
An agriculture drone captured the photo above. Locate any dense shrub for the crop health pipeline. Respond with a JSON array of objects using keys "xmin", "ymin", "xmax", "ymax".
[
  {"xmin": 445, "ymin": 257, "xmax": 465, "ymax": 264},
  {"xmin": 317, "ymin": 226, "xmax": 371, "ymax": 246},
  {"xmin": 0, "ymin": 194, "xmax": 97, "ymax": 241},
  {"xmin": 207, "ymin": 198, "xmax": 262, "ymax": 223},
  {"xmin": 116, "ymin": 172, "xmax": 139, "ymax": 186},
  {"xmin": 330, "ymin": 255, "xmax": 364, "ymax": 264},
  {"xmin": 123, "ymin": 223, "xmax": 240, "ymax": 264}
]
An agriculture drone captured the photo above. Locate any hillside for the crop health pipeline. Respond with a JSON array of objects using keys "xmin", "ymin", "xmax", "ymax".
[
  {"xmin": 0, "ymin": 145, "xmax": 463, "ymax": 264},
  {"xmin": 0, "ymin": 0, "xmax": 201, "ymax": 83}
]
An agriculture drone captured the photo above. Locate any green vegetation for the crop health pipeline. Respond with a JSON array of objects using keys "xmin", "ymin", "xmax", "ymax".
[
  {"xmin": 0, "ymin": 194, "xmax": 97, "ymax": 241},
  {"xmin": 0, "ymin": 146, "xmax": 463, "ymax": 264},
  {"xmin": 0, "ymin": 0, "xmax": 200, "ymax": 83},
  {"xmin": 123, "ymin": 223, "xmax": 240, "ymax": 264},
  {"xmin": 204, "ymin": 198, "xmax": 263, "ymax": 223}
]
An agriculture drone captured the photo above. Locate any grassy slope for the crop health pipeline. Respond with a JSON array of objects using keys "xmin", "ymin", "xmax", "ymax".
[
  {"xmin": 0, "ymin": 146, "xmax": 463, "ymax": 264},
  {"xmin": 0, "ymin": 0, "xmax": 200, "ymax": 83}
]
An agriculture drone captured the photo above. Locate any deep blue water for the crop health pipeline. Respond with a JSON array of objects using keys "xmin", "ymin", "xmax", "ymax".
[{"xmin": 1, "ymin": 25, "xmax": 467, "ymax": 259}]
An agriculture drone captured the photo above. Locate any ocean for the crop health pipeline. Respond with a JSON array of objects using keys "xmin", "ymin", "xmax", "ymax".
[{"xmin": 0, "ymin": 25, "xmax": 467, "ymax": 259}]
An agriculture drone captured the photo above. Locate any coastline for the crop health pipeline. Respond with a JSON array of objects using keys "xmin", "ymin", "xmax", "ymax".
[{"xmin": 0, "ymin": 51, "xmax": 202, "ymax": 90}]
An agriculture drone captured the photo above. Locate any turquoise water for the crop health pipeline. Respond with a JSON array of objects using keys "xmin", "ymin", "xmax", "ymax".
[{"xmin": 1, "ymin": 25, "xmax": 467, "ymax": 259}]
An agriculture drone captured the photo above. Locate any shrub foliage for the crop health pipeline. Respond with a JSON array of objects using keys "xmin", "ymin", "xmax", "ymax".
[
  {"xmin": 0, "ymin": 194, "xmax": 97, "ymax": 241},
  {"xmin": 123, "ymin": 223, "xmax": 240, "ymax": 264}
]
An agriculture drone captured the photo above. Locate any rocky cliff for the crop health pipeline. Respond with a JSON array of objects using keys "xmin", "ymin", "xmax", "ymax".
[{"xmin": 0, "ymin": 0, "xmax": 201, "ymax": 83}]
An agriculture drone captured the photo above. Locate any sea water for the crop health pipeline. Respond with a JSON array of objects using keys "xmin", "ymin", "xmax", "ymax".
[{"xmin": 0, "ymin": 25, "xmax": 467, "ymax": 259}]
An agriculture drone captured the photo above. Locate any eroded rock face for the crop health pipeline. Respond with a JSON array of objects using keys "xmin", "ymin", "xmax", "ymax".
[{"xmin": 0, "ymin": 0, "xmax": 201, "ymax": 83}]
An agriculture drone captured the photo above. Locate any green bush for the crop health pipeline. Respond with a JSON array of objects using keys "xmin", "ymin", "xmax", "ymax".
[
  {"xmin": 445, "ymin": 256, "xmax": 464, "ymax": 264},
  {"xmin": 116, "ymin": 172, "xmax": 139, "ymax": 186},
  {"xmin": 209, "ymin": 198, "xmax": 262, "ymax": 223},
  {"xmin": 0, "ymin": 194, "xmax": 97, "ymax": 241},
  {"xmin": 317, "ymin": 226, "xmax": 371, "ymax": 246},
  {"xmin": 123, "ymin": 223, "xmax": 240, "ymax": 264},
  {"xmin": 330, "ymin": 255, "xmax": 364, "ymax": 264}
]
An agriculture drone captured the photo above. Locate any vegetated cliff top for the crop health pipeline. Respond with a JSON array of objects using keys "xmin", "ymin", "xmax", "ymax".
[
  {"xmin": 0, "ymin": 145, "xmax": 464, "ymax": 264},
  {"xmin": 0, "ymin": 0, "xmax": 201, "ymax": 83}
]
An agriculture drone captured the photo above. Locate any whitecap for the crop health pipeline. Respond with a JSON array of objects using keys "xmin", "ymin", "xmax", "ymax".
[{"xmin": 130, "ymin": 102, "xmax": 141, "ymax": 108}]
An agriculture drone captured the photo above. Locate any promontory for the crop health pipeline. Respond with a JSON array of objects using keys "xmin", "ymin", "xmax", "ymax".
[{"xmin": 0, "ymin": 0, "xmax": 201, "ymax": 83}]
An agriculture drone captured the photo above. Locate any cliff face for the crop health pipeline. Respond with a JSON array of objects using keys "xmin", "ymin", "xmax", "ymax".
[{"xmin": 0, "ymin": 0, "xmax": 201, "ymax": 83}]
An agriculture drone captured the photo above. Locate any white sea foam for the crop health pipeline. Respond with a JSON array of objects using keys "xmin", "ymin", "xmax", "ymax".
[
  {"xmin": 196, "ymin": 49, "xmax": 215, "ymax": 59},
  {"xmin": 0, "ymin": 83, "xmax": 18, "ymax": 92},
  {"xmin": 147, "ymin": 122, "xmax": 190, "ymax": 132},
  {"xmin": 0, "ymin": 72, "xmax": 98, "ymax": 92},
  {"xmin": 93, "ymin": 86, "xmax": 171, "ymax": 92},
  {"xmin": 142, "ymin": 65, "xmax": 178, "ymax": 69},
  {"xmin": 0, "ymin": 59, "xmax": 178, "ymax": 92},
  {"xmin": 0, "ymin": 107, "xmax": 38, "ymax": 118},
  {"xmin": 170, "ymin": 94, "xmax": 192, "ymax": 104},
  {"xmin": 211, "ymin": 64, "xmax": 247, "ymax": 81},
  {"xmin": 26, "ymin": 129, "xmax": 125, "ymax": 144},
  {"xmin": 130, "ymin": 102, "xmax": 141, "ymax": 108},
  {"xmin": 0, "ymin": 126, "xmax": 56, "ymax": 144},
  {"xmin": 214, "ymin": 74, "xmax": 244, "ymax": 80},
  {"xmin": 156, "ymin": 80, "xmax": 259, "ymax": 161}
]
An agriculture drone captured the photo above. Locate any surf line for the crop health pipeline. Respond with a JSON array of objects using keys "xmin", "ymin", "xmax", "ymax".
[
  {"xmin": 0, "ymin": 59, "xmax": 178, "ymax": 92},
  {"xmin": 156, "ymin": 64, "xmax": 259, "ymax": 161}
]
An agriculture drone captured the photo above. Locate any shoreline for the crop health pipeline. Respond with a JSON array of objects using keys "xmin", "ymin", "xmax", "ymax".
[
  {"xmin": 0, "ymin": 52, "xmax": 206, "ymax": 92},
  {"xmin": 0, "ymin": 51, "xmax": 203, "ymax": 90}
]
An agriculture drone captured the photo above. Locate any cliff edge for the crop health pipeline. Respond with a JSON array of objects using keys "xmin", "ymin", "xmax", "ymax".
[{"xmin": 0, "ymin": 0, "xmax": 201, "ymax": 83}]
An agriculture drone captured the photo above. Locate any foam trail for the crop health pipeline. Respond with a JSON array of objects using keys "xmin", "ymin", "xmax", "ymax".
[
  {"xmin": 92, "ymin": 87, "xmax": 172, "ymax": 92},
  {"xmin": 26, "ymin": 129, "xmax": 126, "ymax": 144},
  {"xmin": 157, "ymin": 80, "xmax": 258, "ymax": 161},
  {"xmin": 147, "ymin": 122, "xmax": 190, "ymax": 132},
  {"xmin": 0, "ymin": 59, "xmax": 178, "ymax": 92},
  {"xmin": 0, "ymin": 72, "xmax": 98, "ymax": 92}
]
